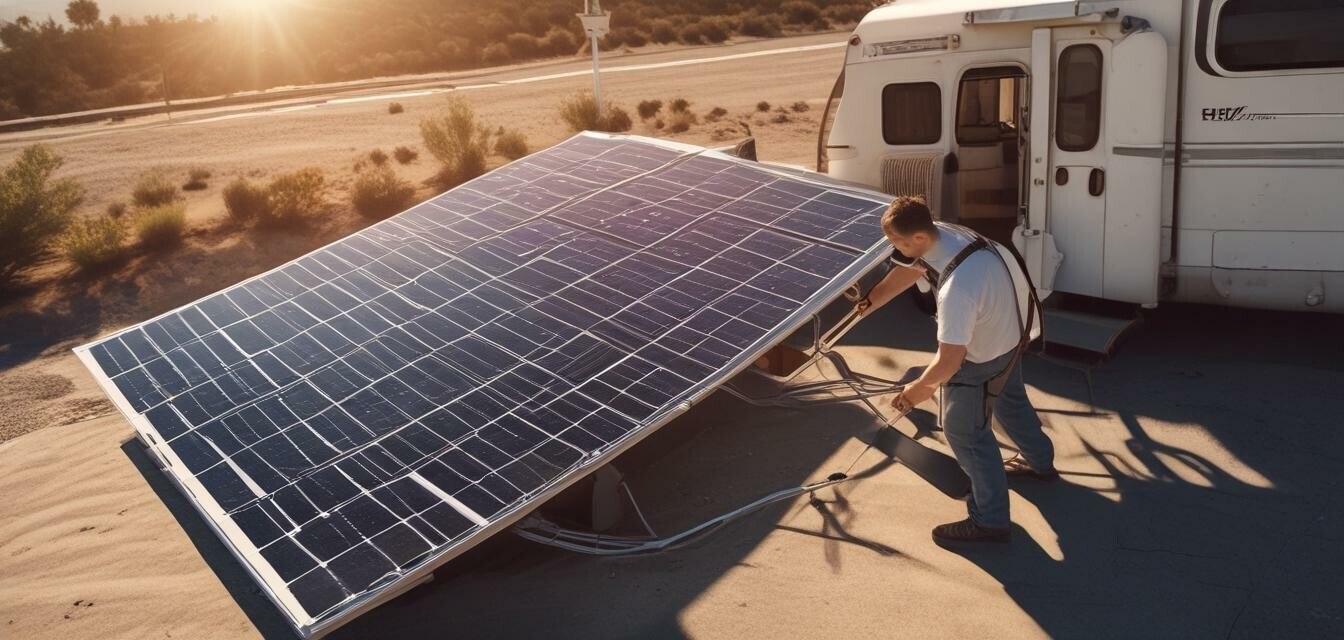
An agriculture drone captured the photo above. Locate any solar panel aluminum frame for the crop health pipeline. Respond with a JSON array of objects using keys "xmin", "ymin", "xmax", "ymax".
[{"xmin": 74, "ymin": 132, "xmax": 896, "ymax": 639}]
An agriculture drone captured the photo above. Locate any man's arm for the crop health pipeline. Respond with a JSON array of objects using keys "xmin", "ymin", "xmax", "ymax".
[
  {"xmin": 892, "ymin": 342, "xmax": 967, "ymax": 413},
  {"xmin": 856, "ymin": 264, "xmax": 925, "ymax": 317}
]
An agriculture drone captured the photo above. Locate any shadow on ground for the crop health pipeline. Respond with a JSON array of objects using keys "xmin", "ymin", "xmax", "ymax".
[{"xmin": 128, "ymin": 296, "xmax": 1344, "ymax": 640}]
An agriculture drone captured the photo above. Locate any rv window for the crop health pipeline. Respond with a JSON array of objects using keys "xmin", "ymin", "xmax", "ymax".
[
  {"xmin": 956, "ymin": 69, "xmax": 1023, "ymax": 144},
  {"xmin": 1055, "ymin": 45, "xmax": 1102, "ymax": 152},
  {"xmin": 881, "ymin": 82, "xmax": 941, "ymax": 145},
  {"xmin": 1215, "ymin": 0, "xmax": 1344, "ymax": 71}
]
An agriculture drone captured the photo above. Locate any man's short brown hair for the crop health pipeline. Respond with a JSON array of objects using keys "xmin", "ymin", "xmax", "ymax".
[{"xmin": 881, "ymin": 196, "xmax": 937, "ymax": 237}]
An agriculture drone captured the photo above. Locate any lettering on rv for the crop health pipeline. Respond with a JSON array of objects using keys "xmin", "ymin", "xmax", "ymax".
[{"xmin": 1201, "ymin": 106, "xmax": 1277, "ymax": 121}]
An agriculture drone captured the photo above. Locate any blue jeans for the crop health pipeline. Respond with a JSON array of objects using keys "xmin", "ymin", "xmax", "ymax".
[{"xmin": 942, "ymin": 349, "xmax": 1054, "ymax": 528}]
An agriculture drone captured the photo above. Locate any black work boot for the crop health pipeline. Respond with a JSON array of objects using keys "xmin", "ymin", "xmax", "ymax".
[{"xmin": 932, "ymin": 518, "xmax": 1010, "ymax": 546}]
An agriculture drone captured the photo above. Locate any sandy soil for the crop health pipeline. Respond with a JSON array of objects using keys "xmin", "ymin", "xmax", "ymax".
[
  {"xmin": 0, "ymin": 33, "xmax": 843, "ymax": 442},
  {"xmin": 3, "ymin": 31, "xmax": 1344, "ymax": 640}
]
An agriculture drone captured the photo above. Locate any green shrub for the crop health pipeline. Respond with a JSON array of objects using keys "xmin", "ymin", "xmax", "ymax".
[
  {"xmin": 669, "ymin": 97, "xmax": 691, "ymax": 113},
  {"xmin": 62, "ymin": 214, "xmax": 125, "ymax": 271},
  {"xmin": 494, "ymin": 129, "xmax": 530, "ymax": 160},
  {"xmin": 637, "ymin": 99, "xmax": 663, "ymax": 119},
  {"xmin": 420, "ymin": 96, "xmax": 491, "ymax": 187},
  {"xmin": 134, "ymin": 203, "xmax": 186, "ymax": 250},
  {"xmin": 261, "ymin": 168, "xmax": 326, "ymax": 226},
  {"xmin": 222, "ymin": 177, "xmax": 269, "ymax": 223},
  {"xmin": 706, "ymin": 106, "xmax": 728, "ymax": 121},
  {"xmin": 558, "ymin": 91, "xmax": 632, "ymax": 133},
  {"xmin": 131, "ymin": 172, "xmax": 177, "ymax": 207},
  {"xmin": 0, "ymin": 145, "xmax": 83, "ymax": 286},
  {"xmin": 388, "ymin": 102, "xmax": 404, "ymax": 114},
  {"xmin": 791, "ymin": 101, "xmax": 812, "ymax": 113},
  {"xmin": 368, "ymin": 149, "xmax": 389, "ymax": 166},
  {"xmin": 756, "ymin": 100, "xmax": 771, "ymax": 112},
  {"xmin": 393, "ymin": 145, "xmax": 418, "ymax": 164},
  {"xmin": 781, "ymin": 1, "xmax": 823, "ymax": 25},
  {"xmin": 182, "ymin": 167, "xmax": 210, "ymax": 191},
  {"xmin": 105, "ymin": 200, "xmax": 127, "ymax": 218},
  {"xmin": 351, "ymin": 165, "xmax": 416, "ymax": 219},
  {"xmin": 649, "ymin": 19, "xmax": 677, "ymax": 44}
]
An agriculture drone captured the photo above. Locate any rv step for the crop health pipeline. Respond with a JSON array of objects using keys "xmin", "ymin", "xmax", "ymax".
[{"xmin": 1041, "ymin": 308, "xmax": 1139, "ymax": 356}]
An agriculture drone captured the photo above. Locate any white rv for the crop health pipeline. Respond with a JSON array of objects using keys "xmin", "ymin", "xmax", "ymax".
[{"xmin": 818, "ymin": 0, "xmax": 1344, "ymax": 319}]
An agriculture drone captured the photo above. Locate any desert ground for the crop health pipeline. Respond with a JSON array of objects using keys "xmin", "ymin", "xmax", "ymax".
[{"xmin": 2, "ymin": 32, "xmax": 1343, "ymax": 640}]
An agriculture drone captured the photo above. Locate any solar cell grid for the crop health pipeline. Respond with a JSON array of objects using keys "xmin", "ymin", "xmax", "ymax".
[{"xmin": 77, "ymin": 133, "xmax": 893, "ymax": 637}]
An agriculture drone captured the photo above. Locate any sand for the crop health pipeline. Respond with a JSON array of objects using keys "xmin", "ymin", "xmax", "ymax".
[{"xmin": 3, "ymin": 32, "xmax": 1344, "ymax": 640}]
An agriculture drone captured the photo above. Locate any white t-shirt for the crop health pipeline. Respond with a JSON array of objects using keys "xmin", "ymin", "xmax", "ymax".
[{"xmin": 895, "ymin": 223, "xmax": 1032, "ymax": 364}]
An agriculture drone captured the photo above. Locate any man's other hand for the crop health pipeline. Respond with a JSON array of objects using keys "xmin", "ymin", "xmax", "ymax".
[{"xmin": 892, "ymin": 383, "xmax": 935, "ymax": 414}]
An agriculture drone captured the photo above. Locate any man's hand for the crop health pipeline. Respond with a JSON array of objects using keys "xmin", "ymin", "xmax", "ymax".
[
  {"xmin": 891, "ymin": 382, "xmax": 936, "ymax": 414},
  {"xmin": 854, "ymin": 296, "xmax": 872, "ymax": 317}
]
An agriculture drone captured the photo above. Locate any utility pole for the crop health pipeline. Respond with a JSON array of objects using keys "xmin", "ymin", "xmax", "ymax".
[{"xmin": 578, "ymin": 0, "xmax": 611, "ymax": 122}]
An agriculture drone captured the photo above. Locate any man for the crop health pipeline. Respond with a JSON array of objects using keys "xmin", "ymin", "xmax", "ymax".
[{"xmin": 855, "ymin": 196, "xmax": 1056, "ymax": 545}]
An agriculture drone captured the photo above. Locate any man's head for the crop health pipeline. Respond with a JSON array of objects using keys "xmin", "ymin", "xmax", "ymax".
[{"xmin": 880, "ymin": 196, "xmax": 938, "ymax": 258}]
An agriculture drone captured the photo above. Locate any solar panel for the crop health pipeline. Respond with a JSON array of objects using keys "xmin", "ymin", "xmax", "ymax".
[{"xmin": 76, "ymin": 133, "xmax": 894, "ymax": 638}]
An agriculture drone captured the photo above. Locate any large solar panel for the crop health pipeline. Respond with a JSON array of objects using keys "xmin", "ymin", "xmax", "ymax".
[{"xmin": 76, "ymin": 133, "xmax": 893, "ymax": 637}]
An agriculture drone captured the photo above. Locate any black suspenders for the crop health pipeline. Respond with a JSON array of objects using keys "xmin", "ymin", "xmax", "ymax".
[{"xmin": 926, "ymin": 228, "xmax": 1042, "ymax": 423}]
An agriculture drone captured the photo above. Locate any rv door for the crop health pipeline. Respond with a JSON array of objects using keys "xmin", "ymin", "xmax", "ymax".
[{"xmin": 1037, "ymin": 27, "xmax": 1168, "ymax": 304}]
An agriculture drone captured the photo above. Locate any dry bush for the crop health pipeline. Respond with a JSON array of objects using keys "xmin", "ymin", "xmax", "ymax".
[
  {"xmin": 791, "ymin": 101, "xmax": 812, "ymax": 113},
  {"xmin": 505, "ymin": 32, "xmax": 540, "ymax": 59},
  {"xmin": 666, "ymin": 111, "xmax": 696, "ymax": 133},
  {"xmin": 494, "ymin": 129, "xmax": 530, "ymax": 160},
  {"xmin": 698, "ymin": 18, "xmax": 730, "ymax": 43},
  {"xmin": 182, "ymin": 167, "xmax": 210, "ymax": 191},
  {"xmin": 261, "ymin": 168, "xmax": 325, "ymax": 226},
  {"xmin": 558, "ymin": 91, "xmax": 632, "ymax": 133},
  {"xmin": 706, "ymin": 106, "xmax": 728, "ymax": 121},
  {"xmin": 105, "ymin": 200, "xmax": 127, "ymax": 218},
  {"xmin": 649, "ymin": 19, "xmax": 676, "ymax": 44},
  {"xmin": 678, "ymin": 22, "xmax": 704, "ymax": 44},
  {"xmin": 756, "ymin": 100, "xmax": 771, "ymax": 112},
  {"xmin": 772, "ymin": 111, "xmax": 791, "ymax": 124},
  {"xmin": 637, "ymin": 99, "xmax": 663, "ymax": 119},
  {"xmin": 62, "ymin": 214, "xmax": 125, "ymax": 271},
  {"xmin": 421, "ymin": 96, "xmax": 491, "ymax": 187},
  {"xmin": 351, "ymin": 165, "xmax": 416, "ymax": 220},
  {"xmin": 388, "ymin": 102, "xmax": 404, "ymax": 114},
  {"xmin": 654, "ymin": 118, "xmax": 665, "ymax": 129},
  {"xmin": 542, "ymin": 27, "xmax": 578, "ymax": 56},
  {"xmin": 131, "ymin": 172, "xmax": 177, "ymax": 208},
  {"xmin": 824, "ymin": 3, "xmax": 870, "ymax": 25},
  {"xmin": 368, "ymin": 149, "xmax": 389, "ymax": 166},
  {"xmin": 134, "ymin": 203, "xmax": 186, "ymax": 250},
  {"xmin": 669, "ymin": 97, "xmax": 691, "ymax": 113},
  {"xmin": 481, "ymin": 42, "xmax": 511, "ymax": 66},
  {"xmin": 222, "ymin": 177, "xmax": 269, "ymax": 223},
  {"xmin": 781, "ymin": 1, "xmax": 823, "ymax": 25},
  {"xmin": 393, "ymin": 146, "xmax": 418, "ymax": 164},
  {"xmin": 0, "ymin": 145, "xmax": 83, "ymax": 286},
  {"xmin": 737, "ymin": 13, "xmax": 782, "ymax": 37}
]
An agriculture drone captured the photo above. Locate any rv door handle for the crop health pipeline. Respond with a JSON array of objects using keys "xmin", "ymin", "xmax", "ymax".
[{"xmin": 1089, "ymin": 168, "xmax": 1105, "ymax": 196}]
